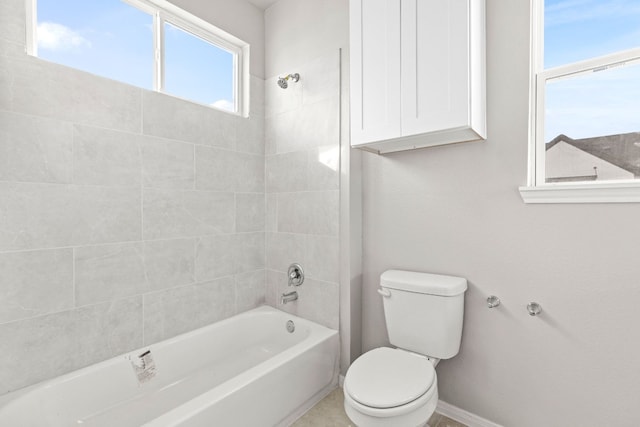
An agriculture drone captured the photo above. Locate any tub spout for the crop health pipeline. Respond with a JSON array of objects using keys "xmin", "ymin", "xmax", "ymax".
[{"xmin": 281, "ymin": 291, "xmax": 298, "ymax": 304}]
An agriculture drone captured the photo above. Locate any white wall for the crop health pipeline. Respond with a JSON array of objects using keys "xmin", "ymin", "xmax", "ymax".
[
  {"xmin": 361, "ymin": 0, "xmax": 640, "ymax": 426},
  {"xmin": 264, "ymin": 0, "xmax": 348, "ymax": 78}
]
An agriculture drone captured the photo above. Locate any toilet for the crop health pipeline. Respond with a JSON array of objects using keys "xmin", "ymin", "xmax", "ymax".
[{"xmin": 343, "ymin": 270, "xmax": 467, "ymax": 427}]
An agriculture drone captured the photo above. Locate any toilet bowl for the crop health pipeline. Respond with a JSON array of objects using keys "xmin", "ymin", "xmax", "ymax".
[
  {"xmin": 343, "ymin": 347, "xmax": 438, "ymax": 427},
  {"xmin": 343, "ymin": 270, "xmax": 467, "ymax": 427}
]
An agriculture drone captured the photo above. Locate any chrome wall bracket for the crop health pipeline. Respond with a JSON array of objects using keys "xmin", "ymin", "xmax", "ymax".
[
  {"xmin": 486, "ymin": 295, "xmax": 501, "ymax": 308},
  {"xmin": 527, "ymin": 302, "xmax": 542, "ymax": 316}
]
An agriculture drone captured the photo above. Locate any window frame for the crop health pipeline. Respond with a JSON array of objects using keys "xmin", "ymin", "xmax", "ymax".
[
  {"xmin": 25, "ymin": 0, "xmax": 250, "ymax": 116},
  {"xmin": 520, "ymin": 0, "xmax": 640, "ymax": 203}
]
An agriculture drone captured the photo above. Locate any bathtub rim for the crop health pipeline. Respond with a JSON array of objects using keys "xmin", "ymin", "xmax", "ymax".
[{"xmin": 0, "ymin": 305, "xmax": 338, "ymax": 412}]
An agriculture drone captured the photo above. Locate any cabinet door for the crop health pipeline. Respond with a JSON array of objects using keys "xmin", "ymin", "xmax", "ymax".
[
  {"xmin": 401, "ymin": 0, "xmax": 470, "ymax": 136},
  {"xmin": 350, "ymin": 0, "xmax": 401, "ymax": 146}
]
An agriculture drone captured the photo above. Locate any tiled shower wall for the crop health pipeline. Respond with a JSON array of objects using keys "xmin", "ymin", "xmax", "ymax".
[
  {"xmin": 264, "ymin": 51, "xmax": 341, "ymax": 330},
  {"xmin": 0, "ymin": 1, "xmax": 265, "ymax": 394}
]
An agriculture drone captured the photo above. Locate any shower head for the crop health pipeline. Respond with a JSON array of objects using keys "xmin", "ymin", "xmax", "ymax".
[{"xmin": 277, "ymin": 73, "xmax": 300, "ymax": 89}]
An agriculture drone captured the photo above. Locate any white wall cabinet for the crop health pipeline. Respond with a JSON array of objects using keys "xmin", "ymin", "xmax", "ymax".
[{"xmin": 350, "ymin": 0, "xmax": 486, "ymax": 154}]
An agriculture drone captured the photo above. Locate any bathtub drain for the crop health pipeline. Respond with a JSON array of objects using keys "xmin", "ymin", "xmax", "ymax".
[{"xmin": 286, "ymin": 320, "xmax": 295, "ymax": 333}]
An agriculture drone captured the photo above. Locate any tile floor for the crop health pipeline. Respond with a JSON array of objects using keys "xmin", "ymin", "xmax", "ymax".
[{"xmin": 291, "ymin": 388, "xmax": 467, "ymax": 427}]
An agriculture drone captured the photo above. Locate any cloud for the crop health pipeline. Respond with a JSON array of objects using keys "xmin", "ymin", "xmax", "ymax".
[
  {"xmin": 211, "ymin": 99, "xmax": 234, "ymax": 112},
  {"xmin": 37, "ymin": 22, "xmax": 91, "ymax": 52}
]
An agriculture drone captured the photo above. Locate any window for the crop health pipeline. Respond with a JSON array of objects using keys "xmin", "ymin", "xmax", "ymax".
[
  {"xmin": 521, "ymin": 0, "xmax": 640, "ymax": 203},
  {"xmin": 26, "ymin": 0, "xmax": 248, "ymax": 115}
]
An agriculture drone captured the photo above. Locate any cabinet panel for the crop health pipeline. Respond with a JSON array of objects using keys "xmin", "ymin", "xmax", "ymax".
[
  {"xmin": 350, "ymin": 0, "xmax": 401, "ymax": 146},
  {"xmin": 349, "ymin": 0, "xmax": 485, "ymax": 153},
  {"xmin": 401, "ymin": 0, "xmax": 469, "ymax": 136}
]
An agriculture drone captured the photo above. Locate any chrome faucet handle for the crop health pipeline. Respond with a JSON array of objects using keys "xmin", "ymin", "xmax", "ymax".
[{"xmin": 287, "ymin": 263, "xmax": 304, "ymax": 286}]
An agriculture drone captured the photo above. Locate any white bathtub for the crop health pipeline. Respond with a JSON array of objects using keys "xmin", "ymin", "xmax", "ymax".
[{"xmin": 0, "ymin": 306, "xmax": 339, "ymax": 427}]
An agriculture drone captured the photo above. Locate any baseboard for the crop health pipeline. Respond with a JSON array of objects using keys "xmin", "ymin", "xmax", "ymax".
[{"xmin": 436, "ymin": 400, "xmax": 503, "ymax": 427}]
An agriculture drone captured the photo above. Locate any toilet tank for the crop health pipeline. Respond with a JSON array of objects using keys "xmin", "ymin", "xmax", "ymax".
[{"xmin": 380, "ymin": 270, "xmax": 467, "ymax": 359}]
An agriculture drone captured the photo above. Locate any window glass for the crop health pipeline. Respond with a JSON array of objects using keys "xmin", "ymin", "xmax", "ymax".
[
  {"xmin": 544, "ymin": 0, "xmax": 640, "ymax": 69},
  {"xmin": 538, "ymin": 0, "xmax": 640, "ymax": 185},
  {"xmin": 544, "ymin": 62, "xmax": 640, "ymax": 143},
  {"xmin": 164, "ymin": 22, "xmax": 235, "ymax": 111},
  {"xmin": 544, "ymin": 63, "xmax": 640, "ymax": 183},
  {"xmin": 37, "ymin": 0, "xmax": 153, "ymax": 90}
]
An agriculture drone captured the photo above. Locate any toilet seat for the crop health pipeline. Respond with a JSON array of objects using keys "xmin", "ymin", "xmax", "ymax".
[{"xmin": 344, "ymin": 347, "xmax": 436, "ymax": 410}]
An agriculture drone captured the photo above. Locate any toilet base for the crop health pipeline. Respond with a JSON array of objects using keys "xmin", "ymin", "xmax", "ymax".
[{"xmin": 343, "ymin": 386, "xmax": 438, "ymax": 427}]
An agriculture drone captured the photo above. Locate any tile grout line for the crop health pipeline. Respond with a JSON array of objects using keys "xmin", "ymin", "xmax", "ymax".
[{"xmin": 72, "ymin": 247, "xmax": 76, "ymax": 308}]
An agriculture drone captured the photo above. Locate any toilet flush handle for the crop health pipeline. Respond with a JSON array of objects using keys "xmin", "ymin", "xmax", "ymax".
[{"xmin": 377, "ymin": 288, "xmax": 392, "ymax": 298}]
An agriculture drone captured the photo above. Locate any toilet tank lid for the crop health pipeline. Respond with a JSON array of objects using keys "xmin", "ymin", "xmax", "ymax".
[{"xmin": 380, "ymin": 270, "xmax": 467, "ymax": 296}]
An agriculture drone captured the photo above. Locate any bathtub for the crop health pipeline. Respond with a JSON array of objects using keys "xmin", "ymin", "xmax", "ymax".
[{"xmin": 0, "ymin": 306, "xmax": 339, "ymax": 427}]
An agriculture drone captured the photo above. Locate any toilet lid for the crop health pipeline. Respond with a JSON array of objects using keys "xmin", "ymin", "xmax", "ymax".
[{"xmin": 344, "ymin": 347, "xmax": 435, "ymax": 409}]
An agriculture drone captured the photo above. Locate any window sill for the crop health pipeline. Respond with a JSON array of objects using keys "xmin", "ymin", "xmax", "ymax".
[{"xmin": 519, "ymin": 183, "xmax": 640, "ymax": 204}]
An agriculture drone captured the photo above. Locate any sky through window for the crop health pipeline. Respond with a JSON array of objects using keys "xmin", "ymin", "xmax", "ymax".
[
  {"xmin": 543, "ymin": 0, "xmax": 640, "ymax": 142},
  {"xmin": 36, "ymin": 0, "xmax": 235, "ymax": 109}
]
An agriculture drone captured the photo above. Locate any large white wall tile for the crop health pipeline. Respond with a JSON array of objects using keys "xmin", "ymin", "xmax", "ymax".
[
  {"xmin": 265, "ymin": 269, "xmax": 284, "ymax": 307},
  {"xmin": 195, "ymin": 234, "xmax": 237, "ymax": 282},
  {"xmin": 300, "ymin": 51, "xmax": 341, "ymax": 107},
  {"xmin": 236, "ymin": 152, "xmax": 265, "ymax": 192},
  {"xmin": 73, "ymin": 296, "xmax": 143, "ymax": 367},
  {"xmin": 236, "ymin": 193, "xmax": 265, "ymax": 232},
  {"xmin": 195, "ymin": 232, "xmax": 263, "ymax": 280},
  {"xmin": 277, "ymin": 190, "xmax": 339, "ymax": 236},
  {"xmin": 0, "ymin": 46, "xmax": 15, "ymax": 111},
  {"xmin": 264, "ymin": 34, "xmax": 342, "ymax": 349},
  {"xmin": 236, "ymin": 270, "xmax": 266, "ymax": 312},
  {"xmin": 0, "ymin": 296, "xmax": 142, "ymax": 394},
  {"xmin": 0, "ymin": 249, "xmax": 73, "ymax": 324},
  {"xmin": 266, "ymin": 151, "xmax": 308, "ymax": 192},
  {"xmin": 74, "ymin": 243, "xmax": 148, "ymax": 306},
  {"xmin": 0, "ymin": 183, "xmax": 141, "ymax": 251},
  {"xmin": 235, "ymin": 232, "xmax": 266, "ymax": 273},
  {"xmin": 266, "ymin": 232, "xmax": 306, "ymax": 272},
  {"xmin": 142, "ymin": 91, "xmax": 236, "ymax": 148},
  {"xmin": 73, "ymin": 125, "xmax": 141, "ymax": 187},
  {"xmin": 236, "ymin": 76, "xmax": 266, "ymax": 155},
  {"xmin": 0, "ymin": 38, "xmax": 23, "ymax": 59},
  {"xmin": 195, "ymin": 147, "xmax": 264, "ymax": 193},
  {"xmin": 265, "ymin": 75, "xmax": 302, "ymax": 117},
  {"xmin": 305, "ymin": 235, "xmax": 339, "ymax": 283},
  {"xmin": 143, "ymin": 188, "xmax": 235, "ymax": 239},
  {"xmin": 289, "ymin": 277, "xmax": 339, "ymax": 330},
  {"xmin": 0, "ymin": 112, "xmax": 73, "ymax": 184},
  {"xmin": 143, "ymin": 239, "xmax": 196, "ymax": 291},
  {"xmin": 307, "ymin": 145, "xmax": 340, "ymax": 191},
  {"xmin": 7, "ymin": 57, "xmax": 142, "ymax": 133},
  {"xmin": 141, "ymin": 138, "xmax": 195, "ymax": 190},
  {"xmin": 142, "ymin": 278, "xmax": 236, "ymax": 344},
  {"xmin": 267, "ymin": 97, "xmax": 339, "ymax": 154},
  {"xmin": 0, "ymin": 0, "xmax": 25, "ymax": 45},
  {"xmin": 195, "ymin": 146, "xmax": 238, "ymax": 191},
  {"xmin": 265, "ymin": 193, "xmax": 278, "ymax": 232}
]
